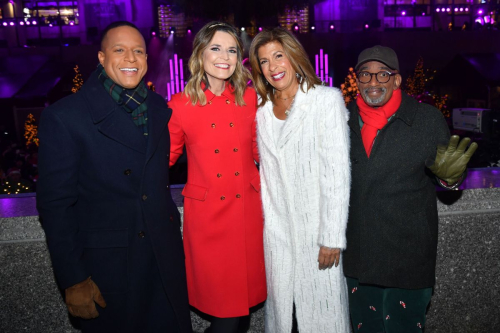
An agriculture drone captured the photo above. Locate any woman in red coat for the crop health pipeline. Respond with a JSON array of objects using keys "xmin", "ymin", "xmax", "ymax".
[{"xmin": 168, "ymin": 21, "xmax": 266, "ymax": 332}]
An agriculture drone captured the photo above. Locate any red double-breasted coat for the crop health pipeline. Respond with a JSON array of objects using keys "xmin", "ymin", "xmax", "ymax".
[{"xmin": 168, "ymin": 85, "xmax": 266, "ymax": 317}]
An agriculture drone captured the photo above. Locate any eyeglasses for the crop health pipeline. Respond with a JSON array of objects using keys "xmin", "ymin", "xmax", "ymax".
[{"xmin": 357, "ymin": 71, "xmax": 398, "ymax": 84}]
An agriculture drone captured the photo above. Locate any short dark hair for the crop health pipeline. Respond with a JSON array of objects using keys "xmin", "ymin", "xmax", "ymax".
[{"xmin": 100, "ymin": 21, "xmax": 141, "ymax": 50}]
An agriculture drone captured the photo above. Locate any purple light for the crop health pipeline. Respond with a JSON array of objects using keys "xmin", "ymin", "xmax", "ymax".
[
  {"xmin": 329, "ymin": 24, "xmax": 334, "ymax": 30},
  {"xmin": 49, "ymin": 23, "xmax": 53, "ymax": 27},
  {"xmin": 455, "ymin": 8, "xmax": 458, "ymax": 12},
  {"xmin": 10, "ymin": 22, "xmax": 15, "ymax": 26},
  {"xmin": 422, "ymin": 12, "xmax": 426, "ymax": 16},
  {"xmin": 26, "ymin": 21, "xmax": 30, "ymax": 25},
  {"xmin": 187, "ymin": 29, "xmax": 191, "ymax": 33},
  {"xmin": 460, "ymin": 8, "xmax": 464, "ymax": 12},
  {"xmin": 258, "ymin": 27, "xmax": 263, "ymax": 31},
  {"xmin": 19, "ymin": 21, "xmax": 25, "ymax": 26},
  {"xmin": 294, "ymin": 25, "xmax": 299, "ymax": 31},
  {"xmin": 402, "ymin": 11, "xmax": 406, "ymax": 16},
  {"xmin": 446, "ymin": 8, "xmax": 450, "ymax": 12},
  {"xmin": 2, "ymin": 22, "xmax": 7, "ymax": 26},
  {"xmin": 478, "ymin": 10, "xmax": 483, "ymax": 15},
  {"xmin": 32, "ymin": 21, "xmax": 37, "ymax": 25},
  {"xmin": 364, "ymin": 24, "xmax": 369, "ymax": 29},
  {"xmin": 436, "ymin": 8, "xmax": 440, "ymax": 13},
  {"xmin": 311, "ymin": 26, "xmax": 315, "ymax": 30},
  {"xmin": 69, "ymin": 21, "xmax": 74, "ymax": 26},
  {"xmin": 442, "ymin": 8, "xmax": 446, "ymax": 12},
  {"xmin": 465, "ymin": 8, "xmax": 469, "ymax": 12},
  {"xmin": 151, "ymin": 31, "xmax": 156, "ymax": 36}
]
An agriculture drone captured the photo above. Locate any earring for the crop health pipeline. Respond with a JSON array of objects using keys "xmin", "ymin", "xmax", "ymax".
[
  {"xmin": 265, "ymin": 80, "xmax": 268, "ymax": 86},
  {"xmin": 296, "ymin": 72, "xmax": 303, "ymax": 84}
]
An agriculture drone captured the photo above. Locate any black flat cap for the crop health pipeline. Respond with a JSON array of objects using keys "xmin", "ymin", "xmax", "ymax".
[{"xmin": 355, "ymin": 45, "xmax": 399, "ymax": 71}]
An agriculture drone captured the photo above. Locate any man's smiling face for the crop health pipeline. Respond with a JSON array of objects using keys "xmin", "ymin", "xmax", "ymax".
[{"xmin": 98, "ymin": 26, "xmax": 147, "ymax": 89}]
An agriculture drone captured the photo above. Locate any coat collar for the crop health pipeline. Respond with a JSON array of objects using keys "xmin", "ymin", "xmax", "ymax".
[
  {"xmin": 277, "ymin": 85, "xmax": 309, "ymax": 149},
  {"xmin": 81, "ymin": 71, "xmax": 170, "ymax": 157},
  {"xmin": 257, "ymin": 85, "xmax": 311, "ymax": 153},
  {"xmin": 202, "ymin": 81, "xmax": 236, "ymax": 105}
]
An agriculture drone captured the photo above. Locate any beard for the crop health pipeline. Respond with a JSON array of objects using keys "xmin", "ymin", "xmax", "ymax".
[{"xmin": 361, "ymin": 87, "xmax": 387, "ymax": 106}]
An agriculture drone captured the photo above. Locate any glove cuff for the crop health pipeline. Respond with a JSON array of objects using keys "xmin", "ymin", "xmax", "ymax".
[{"xmin": 436, "ymin": 170, "xmax": 467, "ymax": 190}]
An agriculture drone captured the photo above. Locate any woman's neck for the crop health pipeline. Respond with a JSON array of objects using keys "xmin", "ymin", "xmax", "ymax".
[{"xmin": 207, "ymin": 77, "xmax": 226, "ymax": 96}]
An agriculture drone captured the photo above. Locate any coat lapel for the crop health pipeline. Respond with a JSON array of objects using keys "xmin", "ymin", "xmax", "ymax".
[
  {"xmin": 83, "ymin": 71, "xmax": 146, "ymax": 154},
  {"xmin": 277, "ymin": 87, "xmax": 309, "ymax": 149},
  {"xmin": 347, "ymin": 102, "xmax": 361, "ymax": 138},
  {"xmin": 256, "ymin": 102, "xmax": 278, "ymax": 156},
  {"xmin": 145, "ymin": 95, "xmax": 170, "ymax": 163}
]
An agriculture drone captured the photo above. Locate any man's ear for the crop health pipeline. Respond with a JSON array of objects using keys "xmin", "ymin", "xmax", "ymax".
[
  {"xmin": 394, "ymin": 74, "xmax": 402, "ymax": 90},
  {"xmin": 98, "ymin": 51, "xmax": 105, "ymax": 65}
]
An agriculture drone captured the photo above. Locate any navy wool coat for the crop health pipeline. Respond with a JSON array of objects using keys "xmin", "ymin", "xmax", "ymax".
[
  {"xmin": 343, "ymin": 93, "xmax": 450, "ymax": 289},
  {"xmin": 37, "ymin": 71, "xmax": 192, "ymax": 332}
]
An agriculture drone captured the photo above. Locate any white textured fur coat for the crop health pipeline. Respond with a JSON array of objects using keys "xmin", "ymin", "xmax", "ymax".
[{"xmin": 257, "ymin": 85, "xmax": 351, "ymax": 333}]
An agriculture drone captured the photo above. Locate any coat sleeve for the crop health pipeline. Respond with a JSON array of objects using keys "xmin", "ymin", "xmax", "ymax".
[
  {"xmin": 36, "ymin": 108, "xmax": 88, "ymax": 289},
  {"xmin": 317, "ymin": 89, "xmax": 351, "ymax": 250},
  {"xmin": 168, "ymin": 99, "xmax": 185, "ymax": 167}
]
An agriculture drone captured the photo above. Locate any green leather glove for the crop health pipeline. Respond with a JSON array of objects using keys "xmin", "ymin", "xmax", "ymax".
[
  {"xmin": 426, "ymin": 135, "xmax": 478, "ymax": 185},
  {"xmin": 65, "ymin": 277, "xmax": 107, "ymax": 319}
]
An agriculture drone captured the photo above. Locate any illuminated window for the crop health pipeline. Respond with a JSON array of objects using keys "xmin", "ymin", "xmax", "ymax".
[{"xmin": 22, "ymin": 1, "xmax": 79, "ymax": 25}]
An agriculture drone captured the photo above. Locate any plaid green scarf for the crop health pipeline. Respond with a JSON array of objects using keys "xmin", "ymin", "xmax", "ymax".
[{"xmin": 97, "ymin": 64, "xmax": 149, "ymax": 138}]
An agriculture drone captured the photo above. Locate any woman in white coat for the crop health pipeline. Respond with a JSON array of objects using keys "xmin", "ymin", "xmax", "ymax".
[{"xmin": 249, "ymin": 28, "xmax": 351, "ymax": 333}]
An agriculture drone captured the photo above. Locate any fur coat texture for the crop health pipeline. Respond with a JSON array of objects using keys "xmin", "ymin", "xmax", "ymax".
[{"xmin": 256, "ymin": 85, "xmax": 351, "ymax": 333}]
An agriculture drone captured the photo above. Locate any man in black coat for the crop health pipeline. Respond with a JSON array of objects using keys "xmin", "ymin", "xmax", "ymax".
[
  {"xmin": 343, "ymin": 45, "xmax": 477, "ymax": 333},
  {"xmin": 37, "ymin": 21, "xmax": 192, "ymax": 332}
]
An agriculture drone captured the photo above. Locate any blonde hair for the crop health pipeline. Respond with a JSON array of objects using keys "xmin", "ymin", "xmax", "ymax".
[
  {"xmin": 184, "ymin": 21, "xmax": 250, "ymax": 106},
  {"xmin": 249, "ymin": 28, "xmax": 321, "ymax": 107}
]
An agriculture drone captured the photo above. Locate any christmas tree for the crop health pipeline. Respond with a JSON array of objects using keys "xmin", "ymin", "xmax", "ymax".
[
  {"xmin": 71, "ymin": 65, "xmax": 84, "ymax": 93},
  {"xmin": 340, "ymin": 67, "xmax": 360, "ymax": 106},
  {"xmin": 24, "ymin": 113, "xmax": 39, "ymax": 148},
  {"xmin": 405, "ymin": 57, "xmax": 425, "ymax": 97},
  {"xmin": 404, "ymin": 58, "xmax": 450, "ymax": 118}
]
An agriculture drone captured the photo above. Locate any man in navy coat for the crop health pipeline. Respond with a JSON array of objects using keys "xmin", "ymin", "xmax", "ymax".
[{"xmin": 37, "ymin": 21, "xmax": 192, "ymax": 332}]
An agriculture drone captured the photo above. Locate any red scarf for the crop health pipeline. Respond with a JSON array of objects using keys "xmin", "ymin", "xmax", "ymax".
[{"xmin": 356, "ymin": 89, "xmax": 402, "ymax": 157}]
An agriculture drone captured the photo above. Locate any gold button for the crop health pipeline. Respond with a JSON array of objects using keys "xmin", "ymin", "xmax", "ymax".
[
  {"xmin": 208, "ymin": 100, "xmax": 212, "ymax": 105},
  {"xmin": 138, "ymin": 231, "xmax": 145, "ymax": 238},
  {"xmin": 142, "ymin": 194, "xmax": 148, "ymax": 201},
  {"xmin": 236, "ymin": 194, "xmax": 241, "ymax": 198},
  {"xmin": 211, "ymin": 123, "xmax": 216, "ymax": 128},
  {"xmin": 235, "ymin": 172, "xmax": 240, "ymax": 176},
  {"xmin": 217, "ymin": 173, "xmax": 222, "ymax": 178},
  {"xmin": 233, "ymin": 148, "xmax": 238, "ymax": 152},
  {"xmin": 230, "ymin": 123, "xmax": 234, "ymax": 127},
  {"xmin": 220, "ymin": 196, "xmax": 225, "ymax": 200},
  {"xmin": 226, "ymin": 99, "xmax": 230, "ymax": 104},
  {"xmin": 215, "ymin": 149, "xmax": 220, "ymax": 153}
]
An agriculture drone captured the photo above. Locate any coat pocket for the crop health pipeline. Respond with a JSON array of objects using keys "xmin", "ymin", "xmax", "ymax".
[
  {"xmin": 81, "ymin": 229, "xmax": 129, "ymax": 294},
  {"xmin": 182, "ymin": 183, "xmax": 208, "ymax": 201},
  {"xmin": 250, "ymin": 174, "xmax": 261, "ymax": 193}
]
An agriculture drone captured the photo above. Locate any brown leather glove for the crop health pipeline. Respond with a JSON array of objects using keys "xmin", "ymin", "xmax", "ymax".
[{"xmin": 65, "ymin": 277, "xmax": 107, "ymax": 319}]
